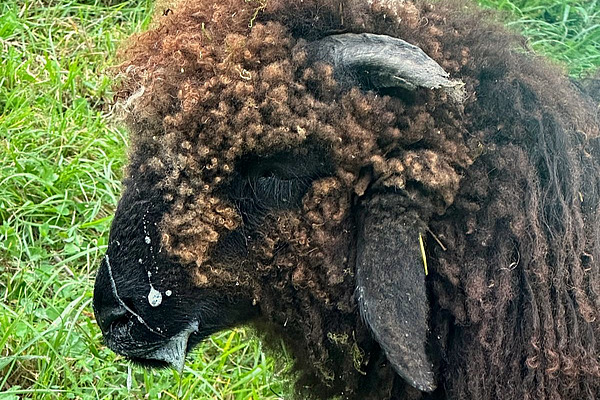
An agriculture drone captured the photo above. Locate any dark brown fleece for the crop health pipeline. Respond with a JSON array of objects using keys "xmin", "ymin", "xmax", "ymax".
[{"xmin": 115, "ymin": 0, "xmax": 600, "ymax": 398}]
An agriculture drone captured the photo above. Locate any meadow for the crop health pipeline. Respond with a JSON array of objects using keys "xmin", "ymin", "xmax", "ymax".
[{"xmin": 0, "ymin": 0, "xmax": 598, "ymax": 398}]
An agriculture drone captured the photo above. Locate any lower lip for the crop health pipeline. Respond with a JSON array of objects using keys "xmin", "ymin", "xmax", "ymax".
[{"xmin": 128, "ymin": 356, "xmax": 171, "ymax": 369}]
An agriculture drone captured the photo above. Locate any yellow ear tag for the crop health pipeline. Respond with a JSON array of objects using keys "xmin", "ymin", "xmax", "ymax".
[{"xmin": 419, "ymin": 233, "xmax": 428, "ymax": 276}]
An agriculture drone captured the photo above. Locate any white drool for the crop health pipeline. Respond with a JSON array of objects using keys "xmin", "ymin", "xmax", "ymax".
[{"xmin": 148, "ymin": 286, "xmax": 163, "ymax": 307}]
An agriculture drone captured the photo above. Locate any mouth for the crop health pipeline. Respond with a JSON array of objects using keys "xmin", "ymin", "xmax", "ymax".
[
  {"xmin": 109, "ymin": 321, "xmax": 200, "ymax": 372},
  {"xmin": 141, "ymin": 323, "xmax": 198, "ymax": 372}
]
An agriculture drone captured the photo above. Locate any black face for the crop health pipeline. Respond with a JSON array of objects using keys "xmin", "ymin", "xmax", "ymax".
[
  {"xmin": 93, "ymin": 150, "xmax": 331, "ymax": 369},
  {"xmin": 93, "ymin": 182, "xmax": 258, "ymax": 369}
]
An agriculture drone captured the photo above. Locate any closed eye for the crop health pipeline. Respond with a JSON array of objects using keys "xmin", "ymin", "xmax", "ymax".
[
  {"xmin": 253, "ymin": 174, "xmax": 310, "ymax": 207},
  {"xmin": 222, "ymin": 147, "xmax": 333, "ymax": 225}
]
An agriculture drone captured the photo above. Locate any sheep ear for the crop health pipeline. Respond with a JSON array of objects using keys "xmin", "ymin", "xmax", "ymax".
[
  {"xmin": 356, "ymin": 194, "xmax": 436, "ymax": 392},
  {"xmin": 305, "ymin": 32, "xmax": 463, "ymax": 98}
]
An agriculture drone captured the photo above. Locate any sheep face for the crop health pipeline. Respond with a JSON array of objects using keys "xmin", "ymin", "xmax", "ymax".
[{"xmin": 93, "ymin": 182, "xmax": 259, "ymax": 370}]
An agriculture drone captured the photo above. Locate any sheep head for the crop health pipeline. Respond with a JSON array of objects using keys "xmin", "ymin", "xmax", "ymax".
[{"xmin": 93, "ymin": 0, "xmax": 478, "ymax": 397}]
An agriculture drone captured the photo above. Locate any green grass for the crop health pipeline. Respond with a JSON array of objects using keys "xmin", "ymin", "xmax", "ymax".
[
  {"xmin": 477, "ymin": 0, "xmax": 600, "ymax": 75},
  {"xmin": 0, "ymin": 0, "xmax": 598, "ymax": 398}
]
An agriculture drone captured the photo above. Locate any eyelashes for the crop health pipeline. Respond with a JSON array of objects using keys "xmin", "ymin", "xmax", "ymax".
[
  {"xmin": 236, "ymin": 175, "xmax": 310, "ymax": 221},
  {"xmin": 223, "ymin": 148, "xmax": 333, "ymax": 227},
  {"xmin": 253, "ymin": 174, "xmax": 311, "ymax": 208},
  {"xmin": 226, "ymin": 171, "xmax": 314, "ymax": 228}
]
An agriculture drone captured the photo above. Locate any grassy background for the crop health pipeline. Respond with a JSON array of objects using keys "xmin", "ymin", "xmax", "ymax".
[{"xmin": 0, "ymin": 0, "xmax": 598, "ymax": 398}]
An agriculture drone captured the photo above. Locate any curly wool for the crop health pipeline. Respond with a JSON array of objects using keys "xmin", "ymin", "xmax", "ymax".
[{"xmin": 116, "ymin": 0, "xmax": 600, "ymax": 398}]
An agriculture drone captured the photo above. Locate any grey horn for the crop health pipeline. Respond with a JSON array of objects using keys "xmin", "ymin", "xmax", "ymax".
[{"xmin": 306, "ymin": 33, "xmax": 464, "ymax": 98}]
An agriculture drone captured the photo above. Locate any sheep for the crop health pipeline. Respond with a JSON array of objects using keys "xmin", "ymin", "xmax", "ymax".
[{"xmin": 91, "ymin": 0, "xmax": 600, "ymax": 398}]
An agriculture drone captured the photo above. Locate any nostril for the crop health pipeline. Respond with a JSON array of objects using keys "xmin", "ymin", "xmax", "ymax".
[
  {"xmin": 93, "ymin": 258, "xmax": 140, "ymax": 333},
  {"xmin": 99, "ymin": 306, "xmax": 129, "ymax": 333}
]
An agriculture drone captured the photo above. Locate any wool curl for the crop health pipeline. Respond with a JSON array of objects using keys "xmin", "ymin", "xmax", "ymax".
[{"xmin": 115, "ymin": 0, "xmax": 600, "ymax": 398}]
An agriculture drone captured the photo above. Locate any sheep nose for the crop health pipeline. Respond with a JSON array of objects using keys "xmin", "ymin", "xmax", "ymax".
[{"xmin": 93, "ymin": 260, "xmax": 128, "ymax": 333}]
